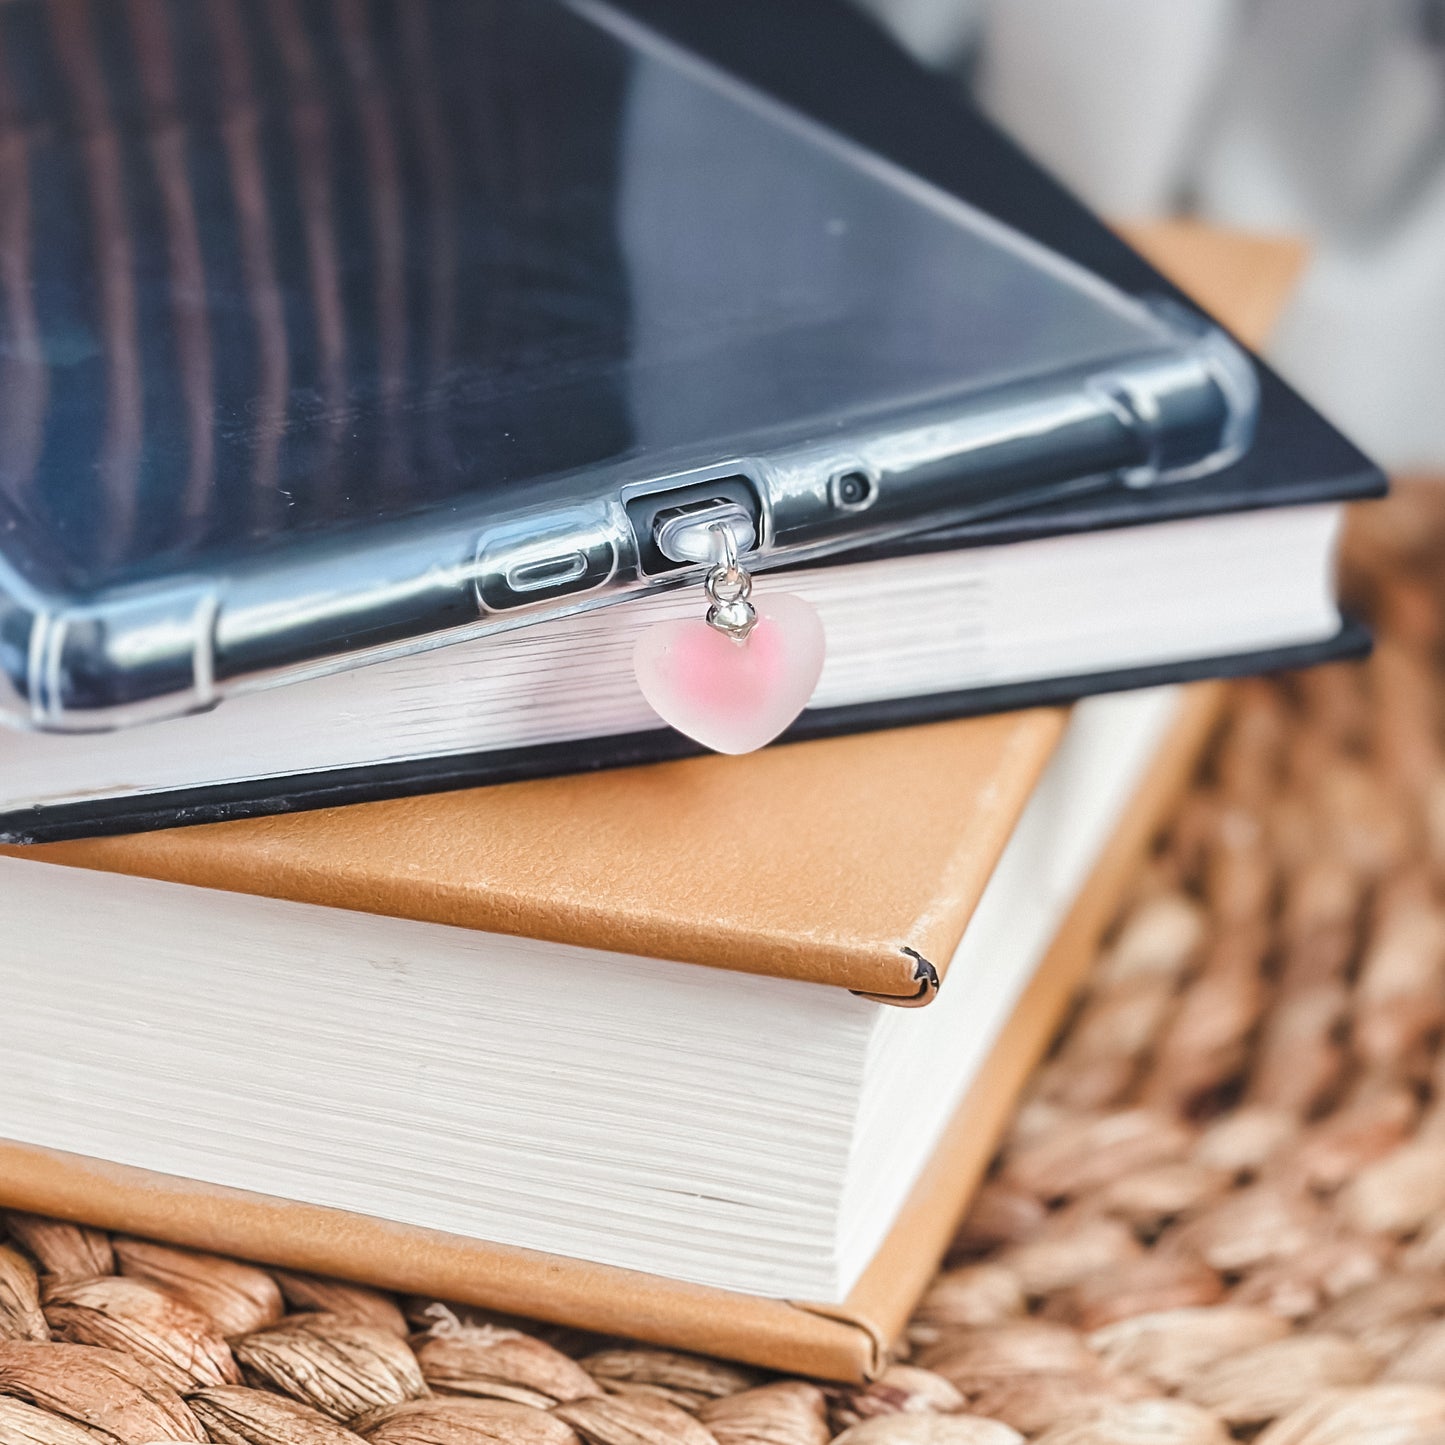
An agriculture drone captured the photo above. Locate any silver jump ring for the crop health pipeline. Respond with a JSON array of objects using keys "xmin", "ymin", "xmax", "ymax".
[
  {"xmin": 704, "ymin": 522, "xmax": 752, "ymax": 606},
  {"xmin": 707, "ymin": 520, "xmax": 739, "ymax": 573},
  {"xmin": 705, "ymin": 566, "xmax": 752, "ymax": 605}
]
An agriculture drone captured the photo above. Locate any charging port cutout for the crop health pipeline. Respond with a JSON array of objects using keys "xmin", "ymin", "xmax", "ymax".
[{"xmin": 626, "ymin": 476, "xmax": 761, "ymax": 575}]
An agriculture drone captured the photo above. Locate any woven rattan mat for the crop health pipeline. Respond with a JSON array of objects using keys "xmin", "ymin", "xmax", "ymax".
[{"xmin": 4, "ymin": 487, "xmax": 1445, "ymax": 1444}]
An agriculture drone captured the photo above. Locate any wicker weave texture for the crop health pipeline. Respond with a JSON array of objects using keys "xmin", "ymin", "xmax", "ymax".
[{"xmin": 3, "ymin": 489, "xmax": 1445, "ymax": 1443}]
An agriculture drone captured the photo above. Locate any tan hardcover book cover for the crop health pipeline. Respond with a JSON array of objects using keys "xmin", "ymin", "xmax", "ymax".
[{"xmin": 8, "ymin": 704, "xmax": 1065, "ymax": 1001}]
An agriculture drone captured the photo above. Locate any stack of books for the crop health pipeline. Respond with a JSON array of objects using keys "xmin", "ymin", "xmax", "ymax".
[{"xmin": 0, "ymin": 0, "xmax": 1380, "ymax": 1384}]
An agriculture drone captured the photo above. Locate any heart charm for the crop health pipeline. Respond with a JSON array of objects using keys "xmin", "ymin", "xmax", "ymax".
[{"xmin": 633, "ymin": 593, "xmax": 826, "ymax": 755}]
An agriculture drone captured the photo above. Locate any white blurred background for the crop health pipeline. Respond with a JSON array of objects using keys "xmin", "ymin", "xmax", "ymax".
[{"xmin": 855, "ymin": 0, "xmax": 1445, "ymax": 474}]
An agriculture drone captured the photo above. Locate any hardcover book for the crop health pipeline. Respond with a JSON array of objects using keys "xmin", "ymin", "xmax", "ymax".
[{"xmin": 0, "ymin": 682, "xmax": 1222, "ymax": 1380}]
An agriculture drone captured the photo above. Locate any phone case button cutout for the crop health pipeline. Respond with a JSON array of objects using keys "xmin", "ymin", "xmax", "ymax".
[{"xmin": 475, "ymin": 518, "xmax": 617, "ymax": 612}]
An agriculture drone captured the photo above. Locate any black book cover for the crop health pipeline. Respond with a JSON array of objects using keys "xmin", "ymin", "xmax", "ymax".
[
  {"xmin": 616, "ymin": 0, "xmax": 1383, "ymax": 554},
  {"xmin": 1, "ymin": 0, "xmax": 1384, "ymax": 843}
]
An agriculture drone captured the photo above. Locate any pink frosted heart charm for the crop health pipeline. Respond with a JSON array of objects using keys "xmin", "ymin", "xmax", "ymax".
[{"xmin": 633, "ymin": 593, "xmax": 826, "ymax": 755}]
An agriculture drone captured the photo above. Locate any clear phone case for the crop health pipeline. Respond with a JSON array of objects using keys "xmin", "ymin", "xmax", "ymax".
[{"xmin": 0, "ymin": 0, "xmax": 1256, "ymax": 732}]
